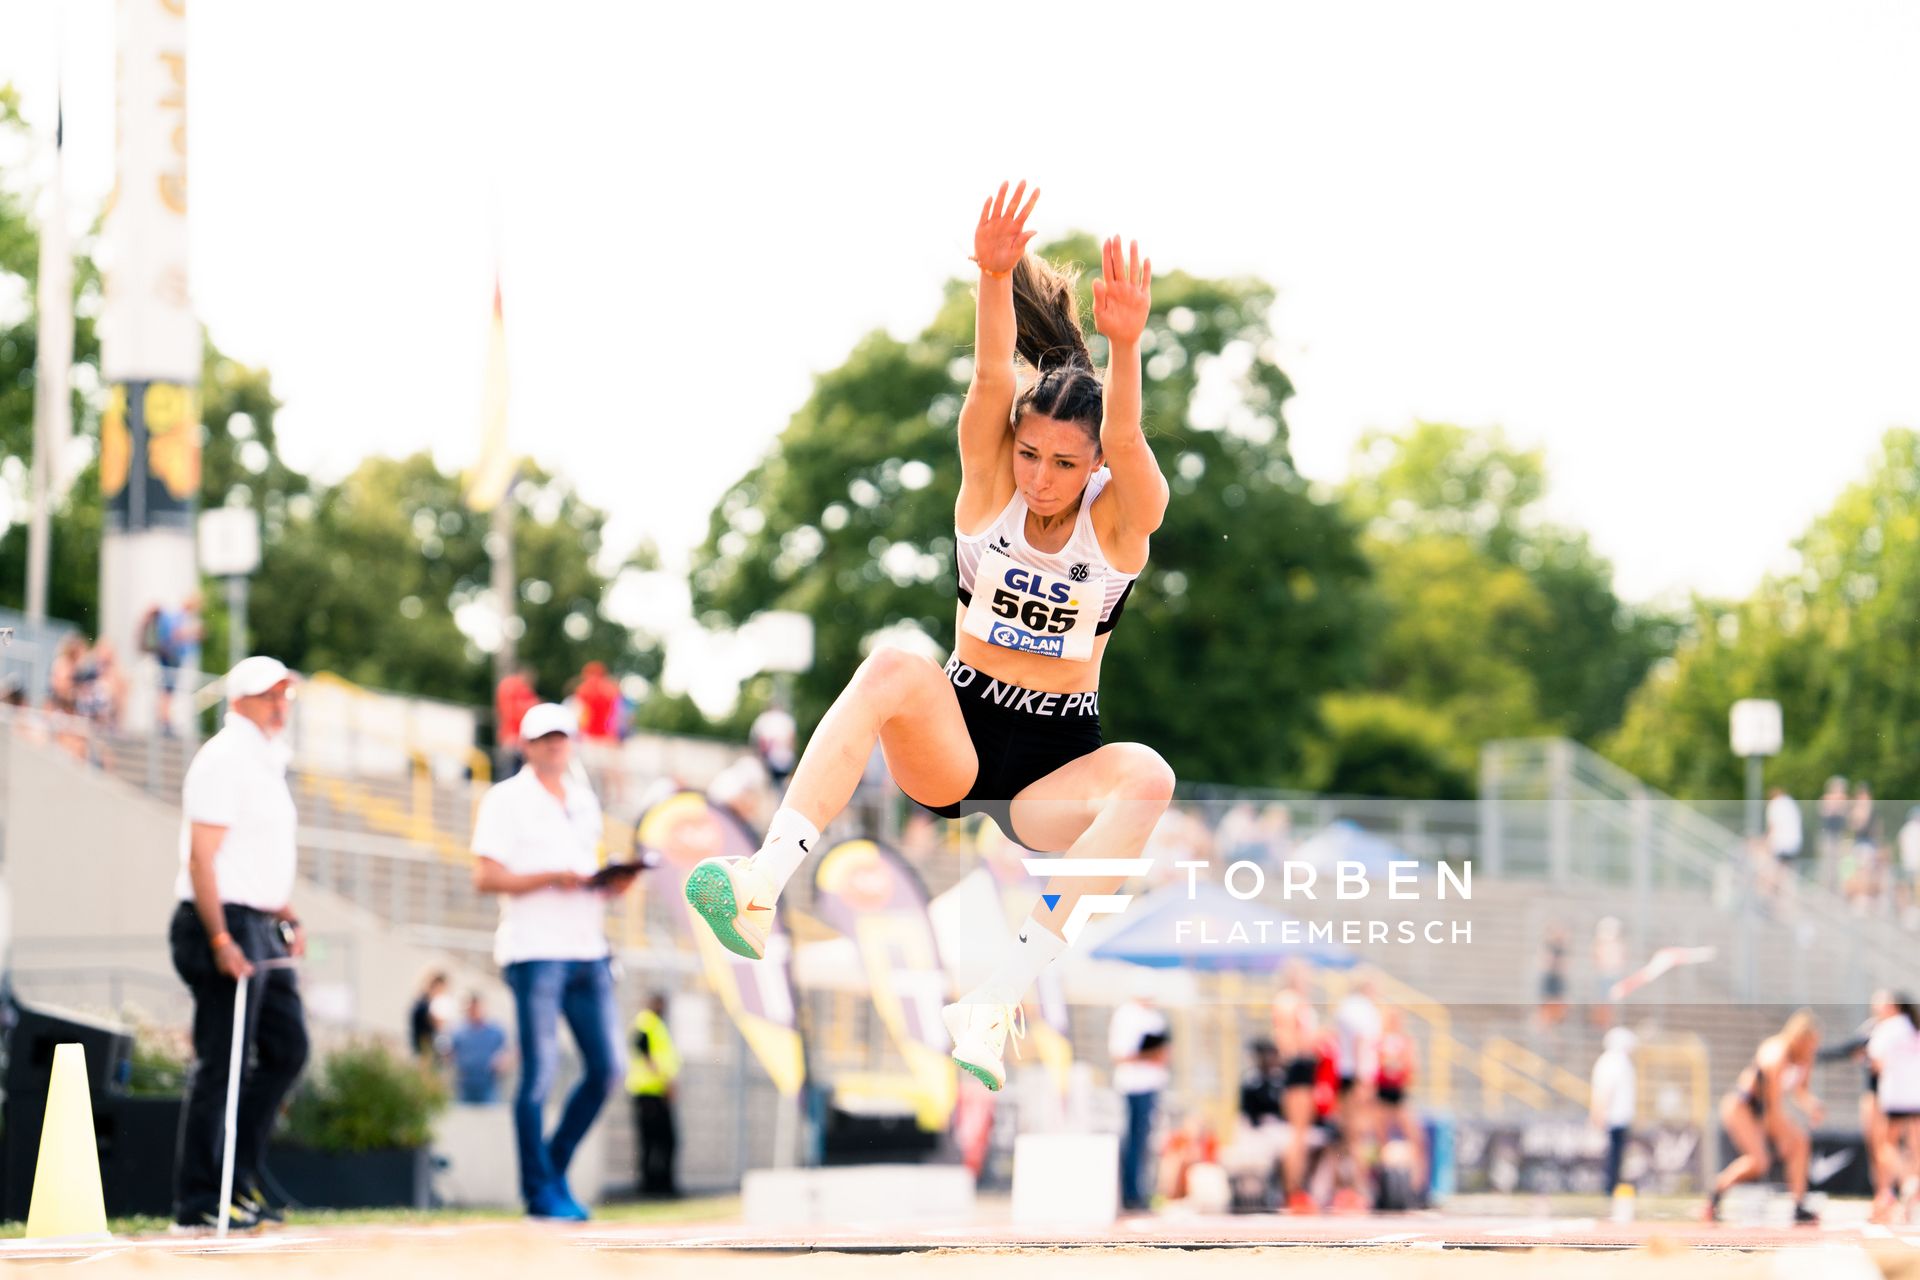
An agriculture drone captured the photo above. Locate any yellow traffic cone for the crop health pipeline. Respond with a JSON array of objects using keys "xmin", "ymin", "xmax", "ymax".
[{"xmin": 25, "ymin": 1043, "xmax": 110, "ymax": 1241}]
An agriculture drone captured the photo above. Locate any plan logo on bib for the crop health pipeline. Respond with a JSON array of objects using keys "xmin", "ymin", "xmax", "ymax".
[{"xmin": 1018, "ymin": 857, "xmax": 1154, "ymax": 941}]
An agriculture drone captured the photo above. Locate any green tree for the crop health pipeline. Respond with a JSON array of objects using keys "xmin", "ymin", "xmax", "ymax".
[
  {"xmin": 1300, "ymin": 692, "xmax": 1475, "ymax": 799},
  {"xmin": 1607, "ymin": 428, "xmax": 1920, "ymax": 799},
  {"xmin": 249, "ymin": 453, "xmax": 649, "ymax": 709},
  {"xmin": 684, "ymin": 235, "xmax": 1374, "ymax": 787},
  {"xmin": 1361, "ymin": 531, "xmax": 1553, "ymax": 752},
  {"xmin": 1344, "ymin": 422, "xmax": 1676, "ymax": 744}
]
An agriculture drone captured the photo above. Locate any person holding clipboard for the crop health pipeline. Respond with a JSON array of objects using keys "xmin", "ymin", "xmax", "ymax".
[{"xmin": 471, "ymin": 702, "xmax": 638, "ymax": 1220}]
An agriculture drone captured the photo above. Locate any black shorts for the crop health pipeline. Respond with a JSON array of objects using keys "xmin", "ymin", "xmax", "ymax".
[
  {"xmin": 1378, "ymin": 1083, "xmax": 1406, "ymax": 1106},
  {"xmin": 1283, "ymin": 1057, "xmax": 1319, "ymax": 1091},
  {"xmin": 909, "ymin": 656, "xmax": 1103, "ymax": 850}
]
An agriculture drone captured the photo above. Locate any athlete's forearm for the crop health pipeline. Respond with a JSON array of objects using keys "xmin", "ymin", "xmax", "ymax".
[
  {"xmin": 974, "ymin": 270, "xmax": 1018, "ymax": 388},
  {"xmin": 1100, "ymin": 338, "xmax": 1144, "ymax": 454}
]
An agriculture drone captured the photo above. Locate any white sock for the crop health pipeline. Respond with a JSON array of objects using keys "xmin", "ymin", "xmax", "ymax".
[
  {"xmin": 750, "ymin": 808, "xmax": 819, "ymax": 892},
  {"xmin": 964, "ymin": 918, "xmax": 1069, "ymax": 1008}
]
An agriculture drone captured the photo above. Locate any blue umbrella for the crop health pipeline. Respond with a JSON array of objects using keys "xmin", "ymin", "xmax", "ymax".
[{"xmin": 1090, "ymin": 881, "xmax": 1358, "ymax": 972}]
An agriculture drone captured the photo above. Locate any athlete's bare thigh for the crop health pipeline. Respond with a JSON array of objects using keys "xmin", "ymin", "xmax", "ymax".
[{"xmin": 874, "ymin": 654, "xmax": 978, "ymax": 810}]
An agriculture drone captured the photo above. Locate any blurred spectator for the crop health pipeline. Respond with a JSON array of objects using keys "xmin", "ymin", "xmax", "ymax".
[
  {"xmin": 1899, "ymin": 809, "xmax": 1920, "ymax": 930},
  {"xmin": 1225, "ymin": 1039, "xmax": 1286, "ymax": 1210},
  {"xmin": 1867, "ymin": 994, "xmax": 1920, "ymax": 1224},
  {"xmin": 1591, "ymin": 917, "xmax": 1627, "ymax": 1028},
  {"xmin": 48, "ymin": 633, "xmax": 91, "ymax": 762},
  {"xmin": 450, "ymin": 993, "xmax": 511, "ymax": 1104},
  {"xmin": 1375, "ymin": 1007, "xmax": 1425, "ymax": 1196},
  {"xmin": 748, "ymin": 698, "xmax": 798, "ymax": 789},
  {"xmin": 83, "ymin": 639, "xmax": 127, "ymax": 735},
  {"xmin": 1155, "ymin": 1104, "xmax": 1220, "ymax": 1206},
  {"xmin": 1334, "ymin": 978, "xmax": 1383, "ymax": 1157},
  {"xmin": 1590, "ymin": 1027, "xmax": 1637, "ymax": 1194},
  {"xmin": 572, "ymin": 661, "xmax": 622, "ymax": 742},
  {"xmin": 1818, "ymin": 776, "xmax": 1850, "ymax": 889},
  {"xmin": 1270, "ymin": 962, "xmax": 1320, "ymax": 1211},
  {"xmin": 571, "ymin": 661, "xmax": 624, "ymax": 806},
  {"xmin": 145, "ymin": 595, "xmax": 203, "ymax": 734},
  {"xmin": 410, "ymin": 972, "xmax": 450, "ymax": 1061},
  {"xmin": 469, "ymin": 701, "xmax": 620, "ymax": 1221},
  {"xmin": 1846, "ymin": 782, "xmax": 1884, "ymax": 913},
  {"xmin": 494, "ymin": 665, "xmax": 539, "ymax": 778},
  {"xmin": 1765, "ymin": 786, "xmax": 1803, "ymax": 897},
  {"xmin": 1240, "ymin": 1038, "xmax": 1285, "ymax": 1127},
  {"xmin": 627, "ymin": 992, "xmax": 682, "ymax": 1197},
  {"xmin": 1334, "ymin": 978, "xmax": 1382, "ymax": 1098},
  {"xmin": 1110, "ymin": 985, "xmax": 1172, "ymax": 1212},
  {"xmin": 1537, "ymin": 924, "xmax": 1570, "ymax": 1030}
]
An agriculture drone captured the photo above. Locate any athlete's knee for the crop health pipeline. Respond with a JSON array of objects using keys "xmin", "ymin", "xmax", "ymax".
[
  {"xmin": 1108, "ymin": 743, "xmax": 1176, "ymax": 809},
  {"xmin": 853, "ymin": 645, "xmax": 939, "ymax": 703}
]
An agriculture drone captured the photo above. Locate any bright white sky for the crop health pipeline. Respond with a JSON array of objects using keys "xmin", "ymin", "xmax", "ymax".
[{"xmin": 4, "ymin": 0, "xmax": 1919, "ymax": 612}]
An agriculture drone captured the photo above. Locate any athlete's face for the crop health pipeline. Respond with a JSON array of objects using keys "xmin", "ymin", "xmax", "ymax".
[{"xmin": 1013, "ymin": 415, "xmax": 1101, "ymax": 516}]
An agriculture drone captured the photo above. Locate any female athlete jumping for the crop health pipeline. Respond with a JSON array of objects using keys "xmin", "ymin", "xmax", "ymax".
[
  {"xmin": 1708, "ymin": 1010, "xmax": 1824, "ymax": 1224},
  {"xmin": 686, "ymin": 180, "xmax": 1175, "ymax": 1090}
]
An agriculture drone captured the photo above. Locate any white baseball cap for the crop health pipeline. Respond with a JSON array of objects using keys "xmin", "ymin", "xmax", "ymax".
[
  {"xmin": 226, "ymin": 656, "xmax": 298, "ymax": 699},
  {"xmin": 520, "ymin": 702, "xmax": 577, "ymax": 741}
]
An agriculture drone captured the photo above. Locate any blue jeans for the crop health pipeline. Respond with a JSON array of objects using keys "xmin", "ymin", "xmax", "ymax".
[
  {"xmin": 504, "ymin": 958, "xmax": 620, "ymax": 1209},
  {"xmin": 1604, "ymin": 1125, "xmax": 1630, "ymax": 1192},
  {"xmin": 1121, "ymin": 1090, "xmax": 1158, "ymax": 1209}
]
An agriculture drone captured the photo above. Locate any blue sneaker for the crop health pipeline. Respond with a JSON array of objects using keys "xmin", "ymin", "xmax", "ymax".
[{"xmin": 527, "ymin": 1189, "xmax": 589, "ymax": 1222}]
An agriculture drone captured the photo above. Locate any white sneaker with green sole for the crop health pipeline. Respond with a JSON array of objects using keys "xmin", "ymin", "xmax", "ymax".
[
  {"xmin": 683, "ymin": 856, "xmax": 776, "ymax": 960},
  {"xmin": 942, "ymin": 1001, "xmax": 1026, "ymax": 1092}
]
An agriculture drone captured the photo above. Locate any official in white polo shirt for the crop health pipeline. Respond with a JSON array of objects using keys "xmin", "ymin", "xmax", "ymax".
[
  {"xmin": 471, "ymin": 702, "xmax": 622, "ymax": 1221},
  {"xmin": 169, "ymin": 656, "xmax": 309, "ymax": 1232}
]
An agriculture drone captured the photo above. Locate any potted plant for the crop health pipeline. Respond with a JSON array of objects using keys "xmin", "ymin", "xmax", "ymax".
[
  {"xmin": 95, "ymin": 1018, "xmax": 193, "ymax": 1218},
  {"xmin": 268, "ymin": 1040, "xmax": 449, "ymax": 1210}
]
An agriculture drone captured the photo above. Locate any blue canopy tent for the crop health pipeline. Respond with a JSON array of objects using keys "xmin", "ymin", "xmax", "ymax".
[{"xmin": 1089, "ymin": 881, "xmax": 1358, "ymax": 973}]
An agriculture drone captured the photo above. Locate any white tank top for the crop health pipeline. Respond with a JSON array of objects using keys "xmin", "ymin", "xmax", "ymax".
[{"xmin": 955, "ymin": 467, "xmax": 1140, "ymax": 634}]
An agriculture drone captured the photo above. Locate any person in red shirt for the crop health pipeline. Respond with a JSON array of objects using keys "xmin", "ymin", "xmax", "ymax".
[
  {"xmin": 573, "ymin": 662, "xmax": 621, "ymax": 742},
  {"xmin": 494, "ymin": 666, "xmax": 540, "ymax": 777}
]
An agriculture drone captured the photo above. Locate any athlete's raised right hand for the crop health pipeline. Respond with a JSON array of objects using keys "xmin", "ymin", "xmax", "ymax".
[{"xmin": 973, "ymin": 180, "xmax": 1040, "ymax": 278}]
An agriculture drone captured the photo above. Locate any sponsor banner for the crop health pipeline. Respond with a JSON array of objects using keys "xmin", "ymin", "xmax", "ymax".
[
  {"xmin": 812, "ymin": 838, "xmax": 956, "ymax": 1130},
  {"xmin": 1452, "ymin": 1119, "xmax": 1702, "ymax": 1196},
  {"xmin": 100, "ymin": 379, "xmax": 199, "ymax": 532},
  {"xmin": 635, "ymin": 790, "xmax": 805, "ymax": 1097}
]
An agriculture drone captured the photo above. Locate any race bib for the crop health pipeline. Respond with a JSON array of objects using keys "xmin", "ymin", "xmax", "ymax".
[{"xmin": 960, "ymin": 546, "xmax": 1104, "ymax": 662}]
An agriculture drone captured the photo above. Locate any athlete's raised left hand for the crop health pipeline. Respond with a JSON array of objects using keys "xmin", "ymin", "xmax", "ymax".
[{"xmin": 1091, "ymin": 235, "xmax": 1151, "ymax": 347}]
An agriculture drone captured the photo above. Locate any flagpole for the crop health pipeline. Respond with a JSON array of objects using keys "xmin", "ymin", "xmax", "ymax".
[
  {"xmin": 490, "ymin": 477, "xmax": 517, "ymax": 686},
  {"xmin": 26, "ymin": 397, "xmax": 50, "ymax": 625},
  {"xmin": 26, "ymin": 87, "xmax": 70, "ymax": 627}
]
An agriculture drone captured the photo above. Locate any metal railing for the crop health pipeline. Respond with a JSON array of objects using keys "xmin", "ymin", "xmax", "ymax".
[{"xmin": 1481, "ymin": 738, "xmax": 1910, "ymax": 1003}]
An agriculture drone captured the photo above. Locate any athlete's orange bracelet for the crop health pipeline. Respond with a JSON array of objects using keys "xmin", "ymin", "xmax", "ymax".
[
  {"xmin": 971, "ymin": 258, "xmax": 1010, "ymax": 280},
  {"xmin": 210, "ymin": 931, "xmax": 234, "ymax": 951}
]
